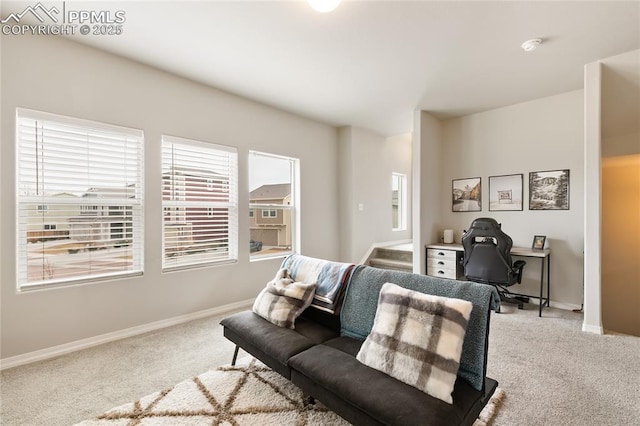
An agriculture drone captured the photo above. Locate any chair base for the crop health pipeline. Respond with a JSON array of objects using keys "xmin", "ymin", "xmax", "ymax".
[{"xmin": 495, "ymin": 291, "xmax": 530, "ymax": 313}]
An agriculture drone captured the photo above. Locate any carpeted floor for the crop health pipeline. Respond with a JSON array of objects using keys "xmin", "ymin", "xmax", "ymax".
[
  {"xmin": 1, "ymin": 304, "xmax": 639, "ymax": 425},
  {"xmin": 486, "ymin": 305, "xmax": 640, "ymax": 426},
  {"xmin": 74, "ymin": 357, "xmax": 504, "ymax": 426}
]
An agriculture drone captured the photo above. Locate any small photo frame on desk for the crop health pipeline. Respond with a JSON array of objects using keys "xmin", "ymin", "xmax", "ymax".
[{"xmin": 532, "ymin": 235, "xmax": 546, "ymax": 250}]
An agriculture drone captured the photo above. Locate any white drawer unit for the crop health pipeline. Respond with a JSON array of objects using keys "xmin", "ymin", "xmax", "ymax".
[
  {"xmin": 427, "ymin": 248, "xmax": 458, "ymax": 262},
  {"xmin": 426, "ymin": 245, "xmax": 464, "ymax": 280}
]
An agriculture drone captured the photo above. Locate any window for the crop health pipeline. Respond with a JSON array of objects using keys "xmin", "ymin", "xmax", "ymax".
[
  {"xmin": 16, "ymin": 108, "xmax": 144, "ymax": 290},
  {"xmin": 392, "ymin": 173, "xmax": 407, "ymax": 231},
  {"xmin": 80, "ymin": 205, "xmax": 101, "ymax": 214},
  {"xmin": 249, "ymin": 209, "xmax": 254, "ymax": 217},
  {"xmin": 162, "ymin": 135, "xmax": 238, "ymax": 271},
  {"xmin": 249, "ymin": 151, "xmax": 299, "ymax": 260}
]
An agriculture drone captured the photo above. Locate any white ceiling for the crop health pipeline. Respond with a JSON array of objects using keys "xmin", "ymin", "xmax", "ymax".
[{"xmin": 5, "ymin": 1, "xmax": 640, "ymax": 136}]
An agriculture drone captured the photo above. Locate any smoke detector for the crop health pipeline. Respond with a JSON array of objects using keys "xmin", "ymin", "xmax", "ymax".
[{"xmin": 521, "ymin": 39, "xmax": 542, "ymax": 52}]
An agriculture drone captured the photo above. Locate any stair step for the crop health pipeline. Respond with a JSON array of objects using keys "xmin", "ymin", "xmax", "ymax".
[
  {"xmin": 376, "ymin": 247, "xmax": 413, "ymax": 263},
  {"xmin": 369, "ymin": 257, "xmax": 413, "ymax": 272}
]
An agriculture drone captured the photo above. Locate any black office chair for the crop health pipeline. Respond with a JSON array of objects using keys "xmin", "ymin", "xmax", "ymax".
[{"xmin": 462, "ymin": 218, "xmax": 528, "ymax": 312}]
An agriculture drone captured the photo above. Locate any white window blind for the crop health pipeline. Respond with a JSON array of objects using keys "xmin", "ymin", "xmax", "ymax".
[
  {"xmin": 162, "ymin": 135, "xmax": 238, "ymax": 270},
  {"xmin": 16, "ymin": 108, "xmax": 144, "ymax": 290}
]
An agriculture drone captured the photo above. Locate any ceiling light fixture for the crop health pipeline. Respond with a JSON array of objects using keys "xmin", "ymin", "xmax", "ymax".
[
  {"xmin": 521, "ymin": 38, "xmax": 542, "ymax": 52},
  {"xmin": 307, "ymin": 0, "xmax": 341, "ymax": 13}
]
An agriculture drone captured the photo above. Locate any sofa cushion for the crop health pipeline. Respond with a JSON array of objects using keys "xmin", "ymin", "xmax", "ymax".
[
  {"xmin": 220, "ymin": 311, "xmax": 338, "ymax": 378},
  {"xmin": 289, "ymin": 337, "xmax": 495, "ymax": 426},
  {"xmin": 340, "ymin": 266, "xmax": 498, "ymax": 391},
  {"xmin": 356, "ymin": 283, "xmax": 472, "ymax": 404},
  {"xmin": 252, "ymin": 268, "xmax": 316, "ymax": 329}
]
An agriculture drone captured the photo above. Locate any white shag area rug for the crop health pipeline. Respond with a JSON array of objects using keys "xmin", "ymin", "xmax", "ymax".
[{"xmin": 75, "ymin": 357, "xmax": 504, "ymax": 425}]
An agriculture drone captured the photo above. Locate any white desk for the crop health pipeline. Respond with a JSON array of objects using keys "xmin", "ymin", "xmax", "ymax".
[{"xmin": 426, "ymin": 243, "xmax": 551, "ymax": 317}]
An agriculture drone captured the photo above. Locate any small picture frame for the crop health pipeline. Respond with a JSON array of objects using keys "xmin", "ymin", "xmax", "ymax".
[{"xmin": 532, "ymin": 235, "xmax": 546, "ymax": 250}]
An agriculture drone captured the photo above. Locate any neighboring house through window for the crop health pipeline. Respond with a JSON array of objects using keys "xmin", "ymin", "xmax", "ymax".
[
  {"xmin": 16, "ymin": 108, "xmax": 144, "ymax": 290},
  {"xmin": 162, "ymin": 135, "xmax": 238, "ymax": 270},
  {"xmin": 249, "ymin": 151, "xmax": 299, "ymax": 259}
]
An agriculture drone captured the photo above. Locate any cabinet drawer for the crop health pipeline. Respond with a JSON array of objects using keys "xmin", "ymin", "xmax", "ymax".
[
  {"xmin": 426, "ymin": 258, "xmax": 457, "ymax": 270},
  {"xmin": 427, "ymin": 266, "xmax": 458, "ymax": 279},
  {"xmin": 427, "ymin": 248, "xmax": 458, "ymax": 261}
]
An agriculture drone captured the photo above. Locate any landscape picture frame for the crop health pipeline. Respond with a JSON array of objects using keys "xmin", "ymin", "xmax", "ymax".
[
  {"xmin": 489, "ymin": 174, "xmax": 523, "ymax": 211},
  {"xmin": 452, "ymin": 177, "xmax": 481, "ymax": 212},
  {"xmin": 529, "ymin": 169, "xmax": 570, "ymax": 210}
]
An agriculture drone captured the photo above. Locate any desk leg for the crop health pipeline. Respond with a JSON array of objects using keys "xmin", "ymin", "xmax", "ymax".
[
  {"xmin": 547, "ymin": 254, "xmax": 551, "ymax": 308},
  {"xmin": 539, "ymin": 257, "xmax": 544, "ymax": 317}
]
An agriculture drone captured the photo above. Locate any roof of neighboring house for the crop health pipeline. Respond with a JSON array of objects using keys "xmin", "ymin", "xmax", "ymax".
[
  {"xmin": 84, "ymin": 185, "xmax": 137, "ymax": 198},
  {"xmin": 51, "ymin": 192, "xmax": 78, "ymax": 198},
  {"xmin": 250, "ymin": 183, "xmax": 291, "ymax": 201},
  {"xmin": 162, "ymin": 166, "xmax": 223, "ymax": 180}
]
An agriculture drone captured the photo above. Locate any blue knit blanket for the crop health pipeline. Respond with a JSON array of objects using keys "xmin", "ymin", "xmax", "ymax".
[{"xmin": 281, "ymin": 254, "xmax": 355, "ymax": 314}]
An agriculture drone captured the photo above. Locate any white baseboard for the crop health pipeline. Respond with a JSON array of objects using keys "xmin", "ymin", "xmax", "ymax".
[
  {"xmin": 550, "ymin": 301, "xmax": 582, "ymax": 311},
  {"xmin": 603, "ymin": 329, "xmax": 631, "ymax": 336},
  {"xmin": 582, "ymin": 322, "xmax": 604, "ymax": 334},
  {"xmin": 525, "ymin": 297, "xmax": 582, "ymax": 311},
  {"xmin": 0, "ymin": 299, "xmax": 254, "ymax": 371}
]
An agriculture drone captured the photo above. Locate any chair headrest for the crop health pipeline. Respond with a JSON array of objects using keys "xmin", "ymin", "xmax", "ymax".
[{"xmin": 462, "ymin": 217, "xmax": 513, "ymax": 260}]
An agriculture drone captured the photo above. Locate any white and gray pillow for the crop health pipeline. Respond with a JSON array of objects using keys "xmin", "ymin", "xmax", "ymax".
[
  {"xmin": 356, "ymin": 282, "xmax": 473, "ymax": 404},
  {"xmin": 252, "ymin": 268, "xmax": 316, "ymax": 329}
]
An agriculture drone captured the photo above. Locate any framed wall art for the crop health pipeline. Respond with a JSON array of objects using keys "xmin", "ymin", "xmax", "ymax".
[
  {"xmin": 489, "ymin": 174, "xmax": 523, "ymax": 211},
  {"xmin": 529, "ymin": 169, "xmax": 570, "ymax": 210},
  {"xmin": 452, "ymin": 177, "xmax": 481, "ymax": 212}
]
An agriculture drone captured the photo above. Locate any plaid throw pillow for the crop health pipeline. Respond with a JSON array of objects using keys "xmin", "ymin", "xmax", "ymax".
[
  {"xmin": 356, "ymin": 282, "xmax": 473, "ymax": 404},
  {"xmin": 252, "ymin": 268, "xmax": 316, "ymax": 329}
]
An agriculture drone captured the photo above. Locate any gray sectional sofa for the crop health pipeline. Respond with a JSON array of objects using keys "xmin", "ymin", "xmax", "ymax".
[{"xmin": 220, "ymin": 255, "xmax": 499, "ymax": 426}]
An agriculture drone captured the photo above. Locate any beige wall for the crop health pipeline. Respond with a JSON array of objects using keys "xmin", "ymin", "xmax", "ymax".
[
  {"xmin": 438, "ymin": 90, "xmax": 585, "ymax": 307},
  {"xmin": 600, "ymin": 49, "xmax": 640, "ymax": 336},
  {"xmin": 1, "ymin": 35, "xmax": 340, "ymax": 359},
  {"xmin": 602, "ymin": 132, "xmax": 640, "ymax": 158},
  {"xmin": 338, "ymin": 127, "xmax": 412, "ymax": 263},
  {"xmin": 601, "ymin": 154, "xmax": 640, "ymax": 336},
  {"xmin": 412, "ymin": 111, "xmax": 443, "ymax": 274}
]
